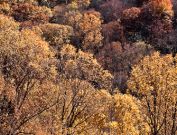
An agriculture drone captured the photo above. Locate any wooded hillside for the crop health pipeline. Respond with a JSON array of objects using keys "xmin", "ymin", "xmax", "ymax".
[{"xmin": 0, "ymin": 0, "xmax": 176, "ymax": 135}]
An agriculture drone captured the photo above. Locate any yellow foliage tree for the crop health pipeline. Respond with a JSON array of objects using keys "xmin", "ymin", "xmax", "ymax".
[
  {"xmin": 79, "ymin": 11, "xmax": 103, "ymax": 52},
  {"xmin": 36, "ymin": 79, "xmax": 109, "ymax": 135},
  {"xmin": 0, "ymin": 15, "xmax": 58, "ymax": 135},
  {"xmin": 109, "ymin": 93, "xmax": 150, "ymax": 135},
  {"xmin": 128, "ymin": 52, "xmax": 177, "ymax": 135},
  {"xmin": 95, "ymin": 90, "xmax": 150, "ymax": 135},
  {"xmin": 39, "ymin": 23, "xmax": 73, "ymax": 49},
  {"xmin": 59, "ymin": 44, "xmax": 113, "ymax": 90},
  {"xmin": 68, "ymin": 0, "xmax": 91, "ymax": 10}
]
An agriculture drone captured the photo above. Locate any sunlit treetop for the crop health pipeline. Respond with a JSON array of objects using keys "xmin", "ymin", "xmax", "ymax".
[
  {"xmin": 0, "ymin": 15, "xmax": 57, "ymax": 82},
  {"xmin": 59, "ymin": 44, "xmax": 113, "ymax": 90},
  {"xmin": 68, "ymin": 0, "xmax": 91, "ymax": 10},
  {"xmin": 39, "ymin": 23, "xmax": 73, "ymax": 49},
  {"xmin": 145, "ymin": 0, "xmax": 174, "ymax": 16},
  {"xmin": 0, "ymin": 14, "xmax": 19, "ymax": 30},
  {"xmin": 128, "ymin": 52, "xmax": 177, "ymax": 135},
  {"xmin": 128, "ymin": 52, "xmax": 176, "ymax": 96}
]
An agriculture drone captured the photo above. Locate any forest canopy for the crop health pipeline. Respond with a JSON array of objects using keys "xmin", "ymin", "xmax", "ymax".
[{"xmin": 0, "ymin": 0, "xmax": 176, "ymax": 135}]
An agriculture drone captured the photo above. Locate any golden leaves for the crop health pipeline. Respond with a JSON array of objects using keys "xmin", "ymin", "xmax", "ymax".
[
  {"xmin": 128, "ymin": 52, "xmax": 177, "ymax": 96},
  {"xmin": 39, "ymin": 23, "xmax": 73, "ymax": 48},
  {"xmin": 109, "ymin": 94, "xmax": 149, "ymax": 135},
  {"xmin": 128, "ymin": 52, "xmax": 177, "ymax": 135},
  {"xmin": 0, "ymin": 14, "xmax": 19, "ymax": 31},
  {"xmin": 79, "ymin": 11, "xmax": 103, "ymax": 51},
  {"xmin": 68, "ymin": 0, "xmax": 91, "ymax": 10},
  {"xmin": 59, "ymin": 44, "xmax": 113, "ymax": 90},
  {"xmin": 0, "ymin": 2, "xmax": 11, "ymax": 14},
  {"xmin": 0, "ymin": 15, "xmax": 57, "ymax": 81},
  {"xmin": 0, "ymin": 17, "xmax": 58, "ymax": 133},
  {"xmin": 148, "ymin": 0, "xmax": 174, "ymax": 16},
  {"xmin": 64, "ymin": 10, "xmax": 103, "ymax": 52}
]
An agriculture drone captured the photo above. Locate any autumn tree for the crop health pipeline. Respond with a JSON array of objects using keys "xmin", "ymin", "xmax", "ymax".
[
  {"xmin": 78, "ymin": 10, "xmax": 103, "ymax": 52},
  {"xmin": 58, "ymin": 44, "xmax": 113, "ymax": 90},
  {"xmin": 64, "ymin": 0, "xmax": 90, "ymax": 10},
  {"xmin": 119, "ymin": 0, "xmax": 174, "ymax": 53},
  {"xmin": 0, "ymin": 1, "xmax": 11, "ymax": 15},
  {"xmin": 128, "ymin": 52, "xmax": 177, "ymax": 135},
  {"xmin": 0, "ymin": 15, "xmax": 58, "ymax": 134},
  {"xmin": 64, "ymin": 10, "xmax": 103, "ymax": 53},
  {"xmin": 97, "ymin": 41, "xmax": 153, "ymax": 92},
  {"xmin": 108, "ymin": 93, "xmax": 149, "ymax": 135},
  {"xmin": 40, "ymin": 79, "xmax": 108, "ymax": 135},
  {"xmin": 11, "ymin": 2, "xmax": 53, "ymax": 26},
  {"xmin": 0, "ymin": 75, "xmax": 15, "ymax": 135},
  {"xmin": 141, "ymin": 0, "xmax": 174, "ymax": 51},
  {"xmin": 101, "ymin": 21, "xmax": 124, "ymax": 45},
  {"xmin": 147, "ymin": 0, "xmax": 173, "ymax": 16},
  {"xmin": 99, "ymin": 0, "xmax": 126, "ymax": 22},
  {"xmin": 37, "ymin": 80, "xmax": 149, "ymax": 135},
  {"xmin": 39, "ymin": 23, "xmax": 73, "ymax": 50},
  {"xmin": 121, "ymin": 7, "xmax": 142, "ymax": 41},
  {"xmin": 52, "ymin": 0, "xmax": 103, "ymax": 53},
  {"xmin": 82, "ymin": 89, "xmax": 150, "ymax": 135}
]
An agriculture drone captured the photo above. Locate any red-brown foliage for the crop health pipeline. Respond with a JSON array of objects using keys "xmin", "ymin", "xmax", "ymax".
[
  {"xmin": 102, "ymin": 21, "xmax": 123, "ymax": 44},
  {"xmin": 11, "ymin": 3, "xmax": 51, "ymax": 24},
  {"xmin": 97, "ymin": 41, "xmax": 153, "ymax": 92},
  {"xmin": 99, "ymin": 0, "xmax": 126, "ymax": 22}
]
